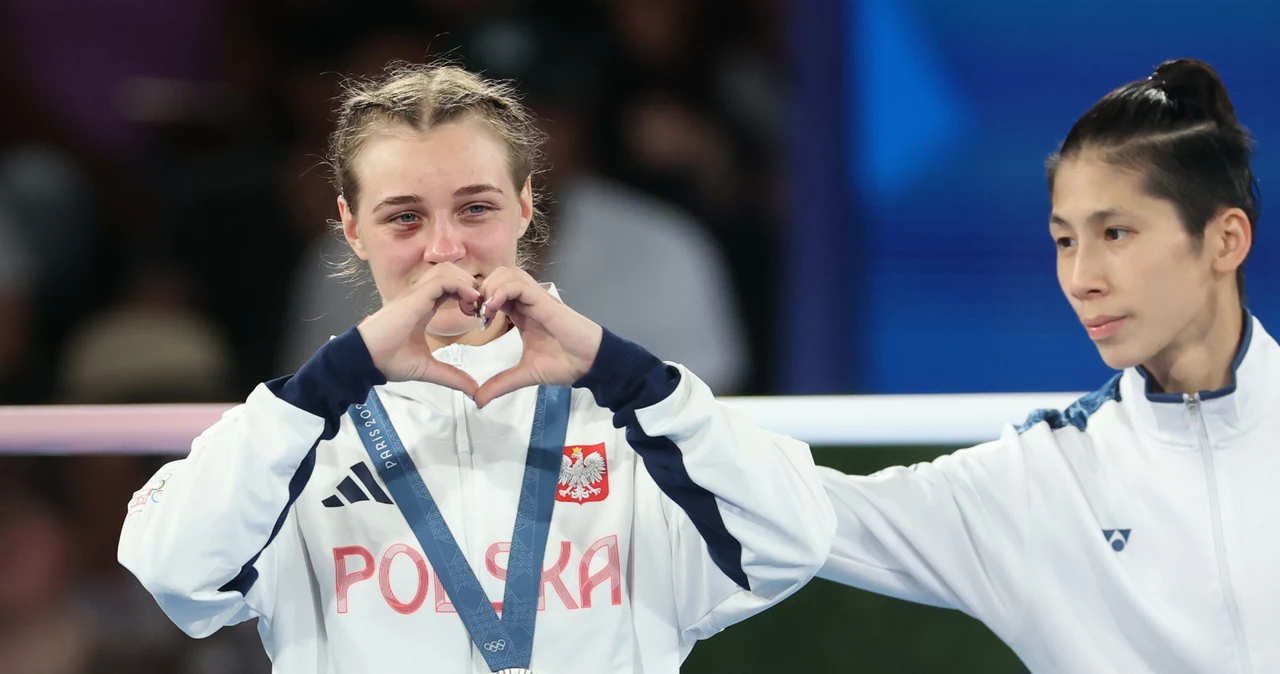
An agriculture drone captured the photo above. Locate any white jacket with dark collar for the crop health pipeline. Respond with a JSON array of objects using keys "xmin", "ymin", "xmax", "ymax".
[{"xmin": 820, "ymin": 312, "xmax": 1279, "ymax": 674}]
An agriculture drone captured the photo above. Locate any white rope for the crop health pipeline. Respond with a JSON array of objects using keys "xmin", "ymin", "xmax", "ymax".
[{"xmin": 0, "ymin": 392, "xmax": 1085, "ymax": 455}]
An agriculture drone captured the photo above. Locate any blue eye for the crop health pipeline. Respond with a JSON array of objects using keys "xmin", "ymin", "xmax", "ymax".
[
  {"xmin": 392, "ymin": 212, "xmax": 420, "ymax": 225},
  {"xmin": 465, "ymin": 204, "xmax": 492, "ymax": 216}
]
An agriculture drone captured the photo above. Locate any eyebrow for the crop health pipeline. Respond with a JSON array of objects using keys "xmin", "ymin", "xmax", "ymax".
[
  {"xmin": 372, "ymin": 194, "xmax": 422, "ymax": 212},
  {"xmin": 454, "ymin": 183, "xmax": 504, "ymax": 197},
  {"xmin": 1049, "ymin": 207, "xmax": 1131, "ymax": 228},
  {"xmin": 371, "ymin": 184, "xmax": 504, "ymax": 212}
]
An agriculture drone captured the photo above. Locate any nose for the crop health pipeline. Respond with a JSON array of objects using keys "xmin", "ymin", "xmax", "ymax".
[
  {"xmin": 1065, "ymin": 243, "xmax": 1109, "ymax": 302},
  {"xmin": 422, "ymin": 220, "xmax": 465, "ymax": 263}
]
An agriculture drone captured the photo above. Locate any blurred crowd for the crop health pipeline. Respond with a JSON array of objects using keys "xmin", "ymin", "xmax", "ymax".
[{"xmin": 0, "ymin": 0, "xmax": 787, "ymax": 671}]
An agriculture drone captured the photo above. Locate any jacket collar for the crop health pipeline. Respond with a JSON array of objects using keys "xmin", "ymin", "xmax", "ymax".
[{"xmin": 1120, "ymin": 310, "xmax": 1278, "ymax": 447}]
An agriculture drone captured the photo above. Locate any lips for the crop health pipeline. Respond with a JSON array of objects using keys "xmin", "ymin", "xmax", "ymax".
[{"xmin": 1083, "ymin": 315, "xmax": 1126, "ymax": 340}]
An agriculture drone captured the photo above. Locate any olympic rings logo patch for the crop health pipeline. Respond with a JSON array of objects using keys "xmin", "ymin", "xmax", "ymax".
[
  {"xmin": 483, "ymin": 639, "xmax": 507, "ymax": 652},
  {"xmin": 149, "ymin": 474, "xmax": 171, "ymax": 503},
  {"xmin": 127, "ymin": 472, "xmax": 172, "ymax": 515}
]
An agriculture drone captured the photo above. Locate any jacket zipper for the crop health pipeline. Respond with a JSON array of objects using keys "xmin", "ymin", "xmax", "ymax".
[
  {"xmin": 1186, "ymin": 394, "xmax": 1252, "ymax": 673},
  {"xmin": 442, "ymin": 345, "xmax": 485, "ymax": 672}
]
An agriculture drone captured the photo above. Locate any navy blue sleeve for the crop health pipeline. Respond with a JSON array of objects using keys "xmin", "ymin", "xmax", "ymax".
[
  {"xmin": 574, "ymin": 329, "xmax": 750, "ymax": 591},
  {"xmin": 574, "ymin": 328, "xmax": 681, "ymax": 415},
  {"xmin": 265, "ymin": 326, "xmax": 387, "ymax": 441},
  {"xmin": 222, "ymin": 326, "xmax": 386, "ymax": 597}
]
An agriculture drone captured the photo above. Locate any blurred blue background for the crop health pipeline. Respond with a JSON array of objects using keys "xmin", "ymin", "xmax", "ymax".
[{"xmin": 786, "ymin": 0, "xmax": 1280, "ymax": 394}]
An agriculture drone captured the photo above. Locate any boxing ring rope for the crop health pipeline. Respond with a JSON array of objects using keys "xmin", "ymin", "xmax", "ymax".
[{"xmin": 0, "ymin": 392, "xmax": 1085, "ymax": 454}]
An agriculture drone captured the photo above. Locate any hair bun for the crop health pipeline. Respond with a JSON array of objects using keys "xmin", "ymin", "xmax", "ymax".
[{"xmin": 1150, "ymin": 58, "xmax": 1238, "ymax": 125}]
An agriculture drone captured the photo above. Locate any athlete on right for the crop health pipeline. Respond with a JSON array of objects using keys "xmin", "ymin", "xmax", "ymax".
[{"xmin": 819, "ymin": 59, "xmax": 1277, "ymax": 673}]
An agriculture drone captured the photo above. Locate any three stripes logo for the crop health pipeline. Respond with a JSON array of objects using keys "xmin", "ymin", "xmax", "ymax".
[{"xmin": 322, "ymin": 463, "xmax": 394, "ymax": 508}]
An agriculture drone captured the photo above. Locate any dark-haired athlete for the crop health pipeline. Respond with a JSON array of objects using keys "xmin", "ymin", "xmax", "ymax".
[{"xmin": 819, "ymin": 59, "xmax": 1275, "ymax": 673}]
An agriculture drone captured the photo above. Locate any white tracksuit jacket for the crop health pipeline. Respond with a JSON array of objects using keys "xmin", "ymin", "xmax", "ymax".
[
  {"xmin": 119, "ymin": 319, "xmax": 835, "ymax": 674},
  {"xmin": 820, "ymin": 312, "xmax": 1280, "ymax": 673}
]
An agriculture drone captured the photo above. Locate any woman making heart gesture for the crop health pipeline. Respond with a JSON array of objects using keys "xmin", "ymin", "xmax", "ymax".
[{"xmin": 119, "ymin": 61, "xmax": 835, "ymax": 674}]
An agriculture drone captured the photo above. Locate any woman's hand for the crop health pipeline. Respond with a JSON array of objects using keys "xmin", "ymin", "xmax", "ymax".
[
  {"xmin": 356, "ymin": 262, "xmax": 483, "ymax": 395},
  {"xmin": 473, "ymin": 267, "xmax": 603, "ymax": 408}
]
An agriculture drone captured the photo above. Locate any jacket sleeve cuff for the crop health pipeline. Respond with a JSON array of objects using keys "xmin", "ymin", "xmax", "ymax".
[
  {"xmin": 573, "ymin": 328, "xmax": 681, "ymax": 419},
  {"xmin": 266, "ymin": 326, "xmax": 387, "ymax": 421}
]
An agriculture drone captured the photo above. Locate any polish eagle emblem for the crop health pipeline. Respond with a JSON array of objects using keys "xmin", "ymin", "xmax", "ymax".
[{"xmin": 557, "ymin": 444, "xmax": 609, "ymax": 503}]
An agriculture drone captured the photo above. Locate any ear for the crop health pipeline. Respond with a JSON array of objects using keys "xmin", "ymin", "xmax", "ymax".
[
  {"xmin": 516, "ymin": 175, "xmax": 533, "ymax": 239},
  {"xmin": 339, "ymin": 195, "xmax": 369, "ymax": 261},
  {"xmin": 1208, "ymin": 207, "xmax": 1252, "ymax": 277}
]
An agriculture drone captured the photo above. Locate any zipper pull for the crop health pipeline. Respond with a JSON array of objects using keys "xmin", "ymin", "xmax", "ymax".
[{"xmin": 1185, "ymin": 393, "xmax": 1205, "ymax": 437}]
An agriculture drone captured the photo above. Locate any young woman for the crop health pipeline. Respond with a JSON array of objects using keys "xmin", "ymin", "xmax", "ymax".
[
  {"xmin": 118, "ymin": 62, "xmax": 835, "ymax": 674},
  {"xmin": 819, "ymin": 59, "xmax": 1276, "ymax": 672}
]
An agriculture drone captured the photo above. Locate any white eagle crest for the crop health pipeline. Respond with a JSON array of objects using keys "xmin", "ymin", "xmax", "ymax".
[{"xmin": 559, "ymin": 447, "xmax": 606, "ymax": 501}]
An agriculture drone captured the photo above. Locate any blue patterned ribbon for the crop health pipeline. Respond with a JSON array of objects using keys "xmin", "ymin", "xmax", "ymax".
[{"xmin": 348, "ymin": 385, "xmax": 569, "ymax": 671}]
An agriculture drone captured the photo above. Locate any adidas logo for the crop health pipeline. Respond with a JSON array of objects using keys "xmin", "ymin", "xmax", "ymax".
[{"xmin": 322, "ymin": 463, "xmax": 393, "ymax": 508}]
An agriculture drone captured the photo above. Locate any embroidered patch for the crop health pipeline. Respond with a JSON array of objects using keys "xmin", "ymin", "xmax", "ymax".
[{"xmin": 557, "ymin": 444, "xmax": 608, "ymax": 504}]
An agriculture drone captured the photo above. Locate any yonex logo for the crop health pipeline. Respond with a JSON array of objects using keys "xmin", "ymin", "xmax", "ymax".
[
  {"xmin": 483, "ymin": 639, "xmax": 507, "ymax": 652},
  {"xmin": 322, "ymin": 463, "xmax": 393, "ymax": 508},
  {"xmin": 1102, "ymin": 529, "xmax": 1131, "ymax": 552}
]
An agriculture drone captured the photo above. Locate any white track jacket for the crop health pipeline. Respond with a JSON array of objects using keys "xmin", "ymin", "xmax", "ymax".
[
  {"xmin": 119, "ymin": 316, "xmax": 835, "ymax": 673},
  {"xmin": 820, "ymin": 312, "xmax": 1280, "ymax": 673}
]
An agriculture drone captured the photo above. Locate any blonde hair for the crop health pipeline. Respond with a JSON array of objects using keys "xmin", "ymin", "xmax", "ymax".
[{"xmin": 325, "ymin": 60, "xmax": 550, "ymax": 286}]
